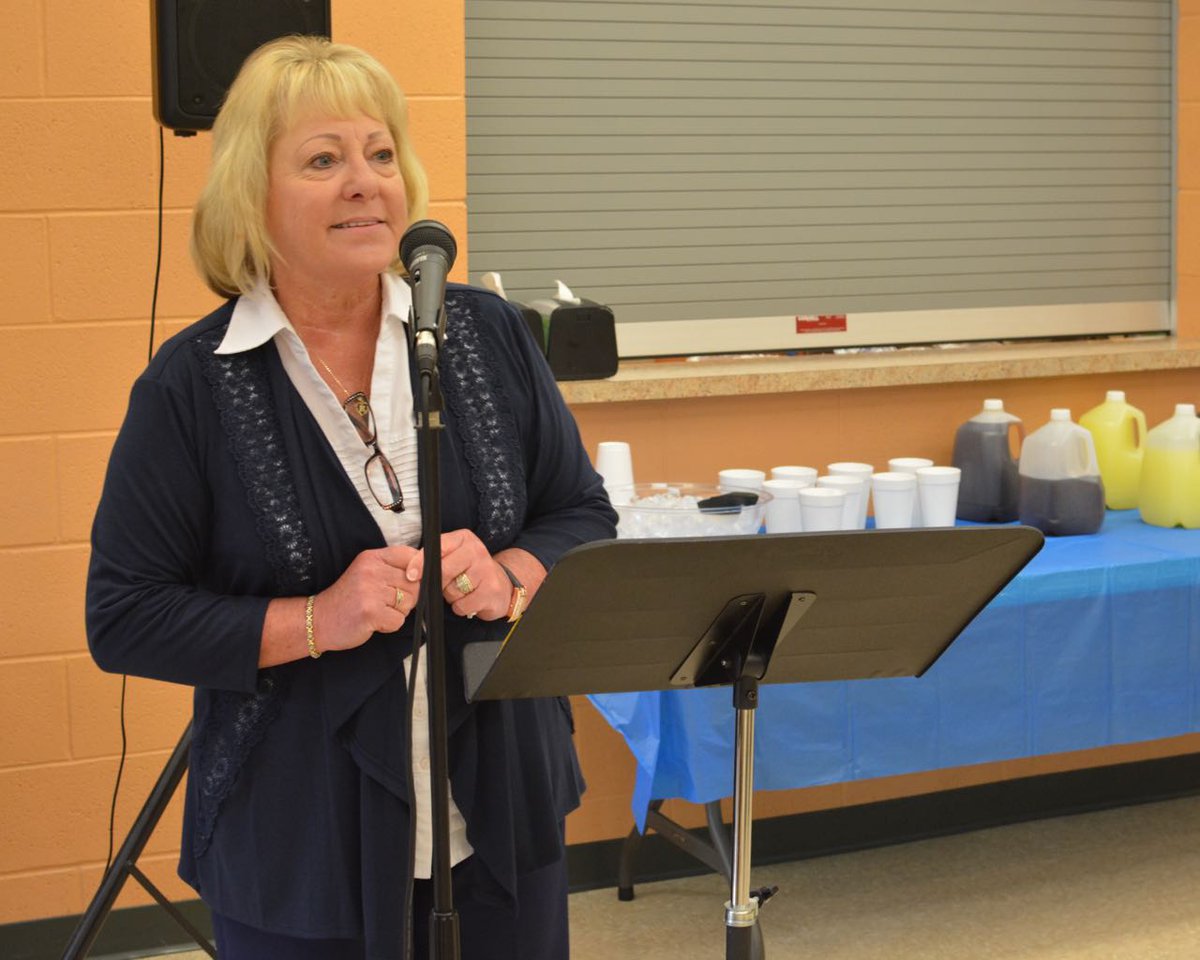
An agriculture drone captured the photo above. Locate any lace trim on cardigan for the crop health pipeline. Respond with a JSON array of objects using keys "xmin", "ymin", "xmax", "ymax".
[
  {"xmin": 441, "ymin": 292, "xmax": 525, "ymax": 550},
  {"xmin": 189, "ymin": 326, "xmax": 315, "ymax": 857}
]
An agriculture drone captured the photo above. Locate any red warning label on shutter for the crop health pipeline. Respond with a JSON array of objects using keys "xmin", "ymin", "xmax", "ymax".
[{"xmin": 795, "ymin": 314, "xmax": 847, "ymax": 334}]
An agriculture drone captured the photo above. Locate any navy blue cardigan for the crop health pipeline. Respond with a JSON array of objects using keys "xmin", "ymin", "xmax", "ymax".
[{"xmin": 86, "ymin": 285, "xmax": 617, "ymax": 955}]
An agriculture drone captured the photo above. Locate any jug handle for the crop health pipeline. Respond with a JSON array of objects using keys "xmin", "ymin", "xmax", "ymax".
[
  {"xmin": 1074, "ymin": 429, "xmax": 1094, "ymax": 476},
  {"xmin": 1131, "ymin": 411, "xmax": 1146, "ymax": 450}
]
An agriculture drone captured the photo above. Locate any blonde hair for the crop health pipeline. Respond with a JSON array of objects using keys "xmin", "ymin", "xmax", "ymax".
[{"xmin": 190, "ymin": 36, "xmax": 429, "ymax": 298}]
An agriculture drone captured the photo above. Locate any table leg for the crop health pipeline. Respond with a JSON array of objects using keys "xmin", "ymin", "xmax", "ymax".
[
  {"xmin": 617, "ymin": 799, "xmax": 663, "ymax": 900},
  {"xmin": 618, "ymin": 798, "xmax": 736, "ymax": 900},
  {"xmin": 705, "ymin": 800, "xmax": 734, "ymax": 882}
]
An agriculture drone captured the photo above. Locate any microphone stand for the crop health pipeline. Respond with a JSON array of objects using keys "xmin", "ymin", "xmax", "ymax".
[{"xmin": 414, "ymin": 332, "xmax": 460, "ymax": 960}]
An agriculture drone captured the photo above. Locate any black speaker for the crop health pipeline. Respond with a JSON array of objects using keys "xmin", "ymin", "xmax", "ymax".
[
  {"xmin": 152, "ymin": 0, "xmax": 332, "ymax": 132},
  {"xmin": 545, "ymin": 301, "xmax": 619, "ymax": 381}
]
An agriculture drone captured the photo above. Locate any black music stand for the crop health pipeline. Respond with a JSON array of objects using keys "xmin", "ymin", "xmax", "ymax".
[{"xmin": 463, "ymin": 525, "xmax": 1043, "ymax": 960}]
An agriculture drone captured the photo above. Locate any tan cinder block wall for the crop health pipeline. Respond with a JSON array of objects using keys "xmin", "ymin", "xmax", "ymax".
[
  {"xmin": 0, "ymin": 0, "xmax": 465, "ymax": 926},
  {"xmin": 2, "ymin": 0, "xmax": 1196, "ymax": 931},
  {"xmin": 1180, "ymin": 0, "xmax": 1200, "ymax": 337}
]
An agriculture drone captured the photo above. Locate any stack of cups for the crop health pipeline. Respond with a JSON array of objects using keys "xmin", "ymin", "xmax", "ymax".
[
  {"xmin": 718, "ymin": 468, "xmax": 767, "ymax": 493},
  {"xmin": 915, "ymin": 466, "xmax": 961, "ymax": 527},
  {"xmin": 798, "ymin": 487, "xmax": 846, "ymax": 531},
  {"xmin": 887, "ymin": 458, "xmax": 933, "ymax": 525},
  {"xmin": 594, "ymin": 441, "xmax": 635, "ymax": 505},
  {"xmin": 763, "ymin": 467, "xmax": 817, "ymax": 534},
  {"xmin": 827, "ymin": 462, "xmax": 874, "ymax": 528},
  {"xmin": 816, "ymin": 475, "xmax": 866, "ymax": 530},
  {"xmin": 718, "ymin": 468, "xmax": 769, "ymax": 535},
  {"xmin": 770, "ymin": 465, "xmax": 819, "ymax": 486},
  {"xmin": 871, "ymin": 472, "xmax": 918, "ymax": 528},
  {"xmin": 763, "ymin": 478, "xmax": 808, "ymax": 532},
  {"xmin": 871, "ymin": 465, "xmax": 962, "ymax": 528}
]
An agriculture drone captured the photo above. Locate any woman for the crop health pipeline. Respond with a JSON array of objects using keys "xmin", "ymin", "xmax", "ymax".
[{"xmin": 86, "ymin": 36, "xmax": 616, "ymax": 959}]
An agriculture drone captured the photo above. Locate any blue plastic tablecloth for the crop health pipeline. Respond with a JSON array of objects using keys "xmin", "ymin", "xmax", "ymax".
[{"xmin": 588, "ymin": 511, "xmax": 1200, "ymax": 829}]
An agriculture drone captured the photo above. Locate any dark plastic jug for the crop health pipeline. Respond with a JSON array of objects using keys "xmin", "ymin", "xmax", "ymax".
[
  {"xmin": 953, "ymin": 399, "xmax": 1023, "ymax": 522},
  {"xmin": 1018, "ymin": 476, "xmax": 1107, "ymax": 537},
  {"xmin": 1017, "ymin": 409, "xmax": 1105, "ymax": 537}
]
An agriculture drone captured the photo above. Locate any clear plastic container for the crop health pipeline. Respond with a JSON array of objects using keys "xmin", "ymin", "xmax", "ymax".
[
  {"xmin": 952, "ymin": 399, "xmax": 1023, "ymax": 522},
  {"xmin": 1017, "ymin": 408, "xmax": 1105, "ymax": 536},
  {"xmin": 1079, "ymin": 390, "xmax": 1146, "ymax": 510},
  {"xmin": 1137, "ymin": 404, "xmax": 1200, "ymax": 529},
  {"xmin": 612, "ymin": 483, "xmax": 772, "ymax": 539}
]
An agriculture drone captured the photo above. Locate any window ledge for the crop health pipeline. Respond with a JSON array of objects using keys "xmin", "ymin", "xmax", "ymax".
[{"xmin": 557, "ymin": 337, "xmax": 1200, "ymax": 405}]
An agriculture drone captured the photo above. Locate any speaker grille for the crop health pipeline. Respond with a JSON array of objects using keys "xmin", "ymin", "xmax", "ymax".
[{"xmin": 155, "ymin": 0, "xmax": 331, "ymax": 130}]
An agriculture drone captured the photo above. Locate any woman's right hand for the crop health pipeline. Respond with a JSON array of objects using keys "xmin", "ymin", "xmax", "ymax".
[
  {"xmin": 313, "ymin": 545, "xmax": 422, "ymax": 653},
  {"xmin": 259, "ymin": 545, "xmax": 421, "ymax": 667}
]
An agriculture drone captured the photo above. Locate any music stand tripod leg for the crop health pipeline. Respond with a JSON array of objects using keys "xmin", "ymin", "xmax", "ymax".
[{"xmin": 61, "ymin": 722, "xmax": 215, "ymax": 959}]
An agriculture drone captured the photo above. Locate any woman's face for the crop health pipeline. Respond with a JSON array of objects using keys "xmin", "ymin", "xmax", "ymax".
[{"xmin": 265, "ymin": 112, "xmax": 408, "ymax": 294}]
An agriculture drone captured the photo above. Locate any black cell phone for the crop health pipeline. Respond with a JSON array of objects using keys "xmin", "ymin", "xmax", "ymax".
[{"xmin": 697, "ymin": 491, "xmax": 759, "ymax": 514}]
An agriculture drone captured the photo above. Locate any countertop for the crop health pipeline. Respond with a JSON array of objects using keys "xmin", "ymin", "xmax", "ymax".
[{"xmin": 557, "ymin": 337, "xmax": 1200, "ymax": 405}]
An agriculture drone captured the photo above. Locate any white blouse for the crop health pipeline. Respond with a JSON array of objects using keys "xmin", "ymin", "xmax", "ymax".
[{"xmin": 215, "ymin": 273, "xmax": 473, "ymax": 878}]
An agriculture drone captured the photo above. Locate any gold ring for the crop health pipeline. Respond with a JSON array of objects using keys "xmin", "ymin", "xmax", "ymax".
[
  {"xmin": 455, "ymin": 572, "xmax": 474, "ymax": 595},
  {"xmin": 393, "ymin": 587, "xmax": 405, "ymax": 610}
]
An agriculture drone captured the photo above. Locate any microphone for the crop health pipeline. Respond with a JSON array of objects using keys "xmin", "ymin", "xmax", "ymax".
[{"xmin": 400, "ymin": 219, "xmax": 457, "ymax": 375}]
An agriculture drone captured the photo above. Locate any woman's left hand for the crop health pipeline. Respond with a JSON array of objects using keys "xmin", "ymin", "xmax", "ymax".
[{"xmin": 406, "ymin": 529, "xmax": 511, "ymax": 620}]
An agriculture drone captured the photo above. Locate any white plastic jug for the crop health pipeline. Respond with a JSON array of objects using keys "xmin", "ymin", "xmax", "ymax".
[
  {"xmin": 1138, "ymin": 403, "xmax": 1200, "ymax": 529},
  {"xmin": 952, "ymin": 398, "xmax": 1023, "ymax": 522},
  {"xmin": 1018, "ymin": 408, "xmax": 1105, "ymax": 536}
]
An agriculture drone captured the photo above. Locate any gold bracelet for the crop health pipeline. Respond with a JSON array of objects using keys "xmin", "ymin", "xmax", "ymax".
[{"xmin": 305, "ymin": 595, "xmax": 321, "ymax": 659}]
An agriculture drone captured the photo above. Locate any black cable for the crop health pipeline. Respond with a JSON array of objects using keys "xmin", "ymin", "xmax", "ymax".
[
  {"xmin": 149, "ymin": 125, "xmax": 164, "ymax": 365},
  {"xmin": 404, "ymin": 610, "xmax": 421, "ymax": 960},
  {"xmin": 105, "ymin": 125, "xmax": 166, "ymax": 875},
  {"xmin": 103, "ymin": 676, "xmax": 128, "ymax": 875}
]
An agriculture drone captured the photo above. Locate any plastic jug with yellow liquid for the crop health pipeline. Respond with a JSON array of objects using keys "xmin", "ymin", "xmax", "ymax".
[
  {"xmin": 1138, "ymin": 403, "xmax": 1200, "ymax": 529},
  {"xmin": 1078, "ymin": 390, "xmax": 1146, "ymax": 510}
]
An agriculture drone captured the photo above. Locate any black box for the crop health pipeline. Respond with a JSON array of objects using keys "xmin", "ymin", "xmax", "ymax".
[{"xmin": 544, "ymin": 301, "xmax": 619, "ymax": 381}]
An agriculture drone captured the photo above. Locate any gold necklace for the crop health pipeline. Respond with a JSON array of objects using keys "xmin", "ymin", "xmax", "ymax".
[{"xmin": 312, "ymin": 351, "xmax": 370, "ymax": 419}]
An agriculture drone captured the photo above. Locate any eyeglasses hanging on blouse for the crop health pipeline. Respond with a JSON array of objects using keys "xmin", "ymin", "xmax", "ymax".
[
  {"xmin": 312, "ymin": 351, "xmax": 405, "ymax": 514},
  {"xmin": 341, "ymin": 390, "xmax": 405, "ymax": 513}
]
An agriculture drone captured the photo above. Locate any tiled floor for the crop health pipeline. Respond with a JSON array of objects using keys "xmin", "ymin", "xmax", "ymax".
[{"xmin": 161, "ymin": 792, "xmax": 1200, "ymax": 959}]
